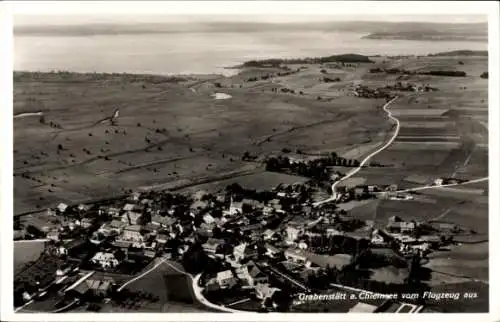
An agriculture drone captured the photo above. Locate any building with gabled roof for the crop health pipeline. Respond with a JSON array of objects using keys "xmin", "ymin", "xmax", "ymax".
[{"xmin": 215, "ymin": 270, "xmax": 236, "ymax": 289}]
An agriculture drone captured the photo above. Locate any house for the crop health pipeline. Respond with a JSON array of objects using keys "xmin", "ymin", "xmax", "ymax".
[
  {"xmin": 387, "ymin": 220, "xmax": 416, "ymax": 234},
  {"xmin": 349, "ymin": 302, "xmax": 378, "ymax": 313},
  {"xmin": 144, "ymin": 250, "xmax": 157, "ymax": 258},
  {"xmin": 240, "ymin": 222, "xmax": 264, "ymax": 233},
  {"xmin": 235, "ymin": 266, "xmax": 254, "ymax": 287},
  {"xmin": 111, "ymin": 240, "xmax": 133, "ymax": 250},
  {"xmin": 285, "ymin": 226, "xmax": 301, "ymax": 244},
  {"xmin": 233, "ymin": 243, "xmax": 258, "ymax": 262},
  {"xmin": 81, "ymin": 218, "xmax": 94, "ymax": 229},
  {"xmin": 284, "ymin": 248, "xmax": 309, "ymax": 265},
  {"xmin": 107, "ymin": 207, "xmax": 121, "ymax": 217},
  {"xmin": 248, "ymin": 262, "xmax": 268, "ymax": 284},
  {"xmin": 202, "ymin": 213, "xmax": 216, "ymax": 225},
  {"xmin": 151, "ymin": 215, "xmax": 175, "ymax": 229},
  {"xmin": 262, "ymin": 229, "xmax": 275, "ymax": 240},
  {"xmin": 437, "ymin": 222, "xmax": 459, "ymax": 232},
  {"xmin": 156, "ymin": 233, "xmax": 168, "ymax": 244},
  {"xmin": 68, "ymin": 276, "xmax": 116, "ymax": 298},
  {"xmin": 143, "ymin": 222, "xmax": 159, "ymax": 234},
  {"xmin": 123, "ymin": 203, "xmax": 135, "ymax": 212},
  {"xmin": 129, "ymin": 192, "xmax": 141, "ymax": 202},
  {"xmin": 57, "ymin": 203, "xmax": 69, "ymax": 213},
  {"xmin": 255, "ymin": 283, "xmax": 279, "ymax": 301},
  {"xmin": 198, "ymin": 222, "xmax": 214, "ymax": 237},
  {"xmin": 326, "ymin": 228, "xmax": 343, "ymax": 236},
  {"xmin": 353, "ymin": 186, "xmax": 366, "ymax": 198},
  {"xmin": 99, "ymin": 220, "xmax": 127, "ymax": 236},
  {"xmin": 91, "ymin": 251, "xmax": 121, "ymax": 269},
  {"xmin": 434, "ymin": 178, "xmax": 444, "ymax": 186},
  {"xmin": 77, "ymin": 203, "xmax": 91, "ymax": 212},
  {"xmin": 215, "ymin": 270, "xmax": 237, "ymax": 289},
  {"xmin": 122, "ymin": 225, "xmax": 144, "ymax": 242},
  {"xmin": 265, "ymin": 244, "xmax": 280, "ymax": 257},
  {"xmin": 226, "ymin": 198, "xmax": 243, "ymax": 216},
  {"xmin": 191, "ymin": 200, "xmax": 209, "ymax": 214},
  {"xmin": 371, "ymin": 230, "xmax": 386, "ymax": 245},
  {"xmin": 56, "ymin": 239, "xmax": 87, "ymax": 258},
  {"xmin": 122, "ymin": 211, "xmax": 142, "ymax": 225},
  {"xmin": 90, "ymin": 231, "xmax": 107, "ymax": 245},
  {"xmin": 87, "ymin": 278, "xmax": 114, "ymax": 297},
  {"xmin": 47, "ymin": 230, "xmax": 60, "ymax": 241},
  {"xmin": 202, "ymin": 238, "xmax": 225, "ymax": 254}
]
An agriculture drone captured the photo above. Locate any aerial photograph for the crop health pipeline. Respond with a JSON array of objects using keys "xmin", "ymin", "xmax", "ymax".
[{"xmin": 9, "ymin": 4, "xmax": 490, "ymax": 316}]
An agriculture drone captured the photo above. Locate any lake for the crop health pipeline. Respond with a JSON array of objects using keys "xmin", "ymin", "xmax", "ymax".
[{"xmin": 14, "ymin": 31, "xmax": 487, "ymax": 75}]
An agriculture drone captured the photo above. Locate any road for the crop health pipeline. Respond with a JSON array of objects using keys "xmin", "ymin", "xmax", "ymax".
[
  {"xmin": 313, "ymin": 95, "xmax": 489, "ymax": 207},
  {"xmin": 115, "ymin": 257, "xmax": 243, "ymax": 313},
  {"xmin": 389, "ymin": 176, "xmax": 488, "ymax": 194},
  {"xmin": 314, "ymin": 96, "xmax": 400, "ymax": 206}
]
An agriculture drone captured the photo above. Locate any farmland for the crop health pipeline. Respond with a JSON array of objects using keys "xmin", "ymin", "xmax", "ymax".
[
  {"xmin": 14, "ymin": 67, "xmax": 389, "ymax": 215},
  {"xmin": 13, "ymin": 53, "xmax": 488, "ymax": 311},
  {"xmin": 14, "ymin": 55, "xmax": 487, "ymax": 216}
]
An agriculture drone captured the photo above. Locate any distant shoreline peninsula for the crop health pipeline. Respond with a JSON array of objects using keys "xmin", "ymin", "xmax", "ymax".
[
  {"xmin": 362, "ymin": 32, "xmax": 487, "ymax": 42},
  {"xmin": 235, "ymin": 53, "xmax": 374, "ymax": 68},
  {"xmin": 13, "ymin": 49, "xmax": 488, "ymax": 80}
]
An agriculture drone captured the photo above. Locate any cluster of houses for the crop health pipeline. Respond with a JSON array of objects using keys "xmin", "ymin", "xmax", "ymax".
[
  {"xmin": 16, "ymin": 174, "xmax": 465, "ymax": 312},
  {"xmin": 351, "ymin": 85, "xmax": 392, "ymax": 99}
]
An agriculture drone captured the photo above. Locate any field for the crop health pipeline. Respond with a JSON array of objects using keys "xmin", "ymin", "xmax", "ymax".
[
  {"xmin": 14, "ymin": 67, "xmax": 389, "ymax": 215},
  {"xmin": 13, "ymin": 54, "xmax": 489, "ymax": 310},
  {"xmin": 116, "ymin": 260, "xmax": 209, "ymax": 312},
  {"xmin": 179, "ymin": 171, "xmax": 308, "ymax": 194},
  {"xmin": 14, "ymin": 240, "xmax": 46, "ymax": 275}
]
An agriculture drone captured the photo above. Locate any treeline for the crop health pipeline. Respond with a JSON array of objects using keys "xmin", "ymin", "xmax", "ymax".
[
  {"xmin": 241, "ymin": 54, "xmax": 373, "ymax": 68},
  {"xmin": 428, "ymin": 50, "xmax": 488, "ymax": 57},
  {"xmin": 13, "ymin": 71, "xmax": 189, "ymax": 84},
  {"xmin": 265, "ymin": 153, "xmax": 359, "ymax": 181},
  {"xmin": 370, "ymin": 67, "xmax": 467, "ymax": 77},
  {"xmin": 322, "ymin": 76, "xmax": 341, "ymax": 83},
  {"xmin": 245, "ymin": 68, "xmax": 299, "ymax": 82}
]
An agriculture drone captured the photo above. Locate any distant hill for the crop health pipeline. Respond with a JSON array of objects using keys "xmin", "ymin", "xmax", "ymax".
[
  {"xmin": 241, "ymin": 54, "xmax": 373, "ymax": 68},
  {"xmin": 428, "ymin": 50, "xmax": 488, "ymax": 57},
  {"xmin": 362, "ymin": 32, "xmax": 486, "ymax": 42}
]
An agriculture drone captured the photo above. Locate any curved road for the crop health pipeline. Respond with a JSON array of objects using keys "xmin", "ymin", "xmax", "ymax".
[
  {"xmin": 313, "ymin": 95, "xmax": 489, "ymax": 207},
  {"xmin": 314, "ymin": 96, "xmax": 400, "ymax": 206},
  {"xmin": 116, "ymin": 258, "xmax": 244, "ymax": 313}
]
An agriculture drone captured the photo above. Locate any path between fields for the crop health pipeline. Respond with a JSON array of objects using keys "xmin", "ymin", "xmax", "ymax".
[
  {"xmin": 117, "ymin": 257, "xmax": 168, "ymax": 291},
  {"xmin": 314, "ymin": 96, "xmax": 400, "ymax": 206},
  {"xmin": 313, "ymin": 95, "xmax": 489, "ymax": 207}
]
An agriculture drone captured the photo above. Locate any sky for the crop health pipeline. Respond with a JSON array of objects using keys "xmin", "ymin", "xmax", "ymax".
[
  {"xmin": 14, "ymin": 14, "xmax": 488, "ymax": 26},
  {"xmin": 9, "ymin": 1, "xmax": 489, "ymax": 26}
]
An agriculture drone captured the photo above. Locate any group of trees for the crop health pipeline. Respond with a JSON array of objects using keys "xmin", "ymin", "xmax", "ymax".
[
  {"xmin": 370, "ymin": 67, "xmax": 467, "ymax": 77},
  {"xmin": 241, "ymin": 54, "xmax": 373, "ymax": 68},
  {"xmin": 307, "ymin": 234, "xmax": 370, "ymax": 256},
  {"xmin": 322, "ymin": 76, "xmax": 341, "ymax": 83},
  {"xmin": 265, "ymin": 152, "xmax": 359, "ymax": 181}
]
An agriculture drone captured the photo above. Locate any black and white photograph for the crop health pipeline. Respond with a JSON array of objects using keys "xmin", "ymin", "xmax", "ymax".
[{"xmin": 1, "ymin": 1, "xmax": 499, "ymax": 320}]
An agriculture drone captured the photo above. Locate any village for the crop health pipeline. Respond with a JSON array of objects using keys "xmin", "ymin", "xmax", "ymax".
[{"xmin": 13, "ymin": 169, "xmax": 469, "ymax": 313}]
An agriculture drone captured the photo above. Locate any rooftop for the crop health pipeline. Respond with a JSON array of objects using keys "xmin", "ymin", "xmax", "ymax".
[{"xmin": 124, "ymin": 225, "xmax": 142, "ymax": 232}]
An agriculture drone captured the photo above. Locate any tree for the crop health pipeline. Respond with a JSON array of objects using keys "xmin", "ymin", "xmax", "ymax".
[
  {"xmin": 138, "ymin": 212, "xmax": 151, "ymax": 226},
  {"xmin": 26, "ymin": 225, "xmax": 43, "ymax": 238},
  {"xmin": 114, "ymin": 249, "xmax": 126, "ymax": 262},
  {"xmin": 39, "ymin": 115, "xmax": 46, "ymax": 124}
]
